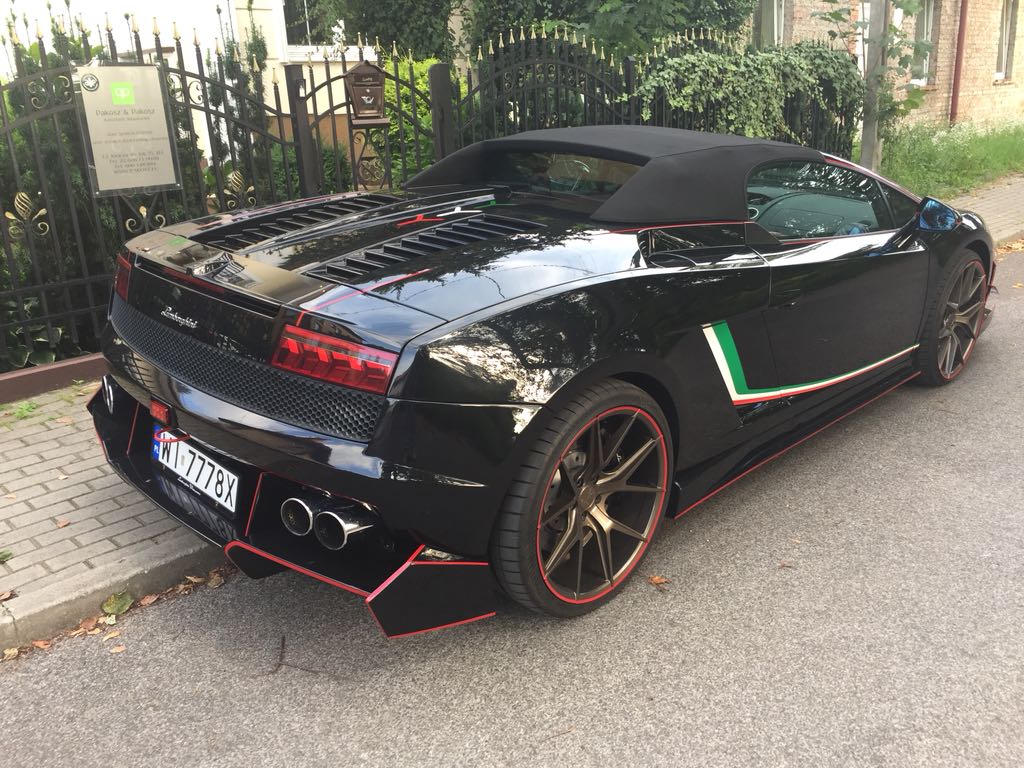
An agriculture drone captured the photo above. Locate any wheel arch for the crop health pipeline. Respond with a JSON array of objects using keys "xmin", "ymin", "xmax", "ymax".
[{"xmin": 964, "ymin": 239, "xmax": 991, "ymax": 274}]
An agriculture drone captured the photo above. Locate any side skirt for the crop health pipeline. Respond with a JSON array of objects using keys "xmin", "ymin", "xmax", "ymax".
[{"xmin": 673, "ymin": 369, "xmax": 920, "ymax": 518}]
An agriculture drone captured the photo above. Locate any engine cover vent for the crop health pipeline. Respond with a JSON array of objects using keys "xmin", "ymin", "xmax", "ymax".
[
  {"xmin": 306, "ymin": 213, "xmax": 542, "ymax": 283},
  {"xmin": 193, "ymin": 193, "xmax": 401, "ymax": 252}
]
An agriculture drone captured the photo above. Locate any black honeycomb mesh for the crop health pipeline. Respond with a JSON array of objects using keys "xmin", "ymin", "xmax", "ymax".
[{"xmin": 110, "ymin": 299, "xmax": 383, "ymax": 442}]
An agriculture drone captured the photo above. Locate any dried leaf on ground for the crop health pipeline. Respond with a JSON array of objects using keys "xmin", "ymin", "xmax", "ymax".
[
  {"xmin": 4, "ymin": 494, "xmax": 15, "ymax": 501},
  {"xmin": 1013, "ymin": 282, "xmax": 1024, "ymax": 289},
  {"xmin": 79, "ymin": 616, "xmax": 98, "ymax": 631},
  {"xmin": 57, "ymin": 474, "xmax": 69, "ymax": 481},
  {"xmin": 109, "ymin": 644, "xmax": 126, "ymax": 654},
  {"xmin": 100, "ymin": 614, "xmax": 117, "ymax": 626},
  {"xmin": 3, "ymin": 648, "xmax": 18, "ymax": 661},
  {"xmin": 31, "ymin": 639, "xmax": 51, "ymax": 650},
  {"xmin": 55, "ymin": 518, "xmax": 70, "ymax": 528},
  {"xmin": 648, "ymin": 575, "xmax": 671, "ymax": 591},
  {"xmin": 207, "ymin": 573, "xmax": 225, "ymax": 589},
  {"xmin": 101, "ymin": 590, "xmax": 132, "ymax": 616},
  {"xmin": 68, "ymin": 628, "xmax": 86, "ymax": 638},
  {"xmin": 102, "ymin": 630, "xmax": 121, "ymax": 642},
  {"xmin": 138, "ymin": 594, "xmax": 159, "ymax": 607},
  {"xmin": 53, "ymin": 416, "xmax": 72, "ymax": 425},
  {"xmin": 184, "ymin": 575, "xmax": 205, "ymax": 584},
  {"xmin": 86, "ymin": 628, "xmax": 102, "ymax": 635},
  {"xmin": 0, "ymin": 590, "xmax": 14, "ymax": 603},
  {"xmin": 779, "ymin": 561, "xmax": 795, "ymax": 569},
  {"xmin": 0, "ymin": 550, "xmax": 12, "ymax": 564}
]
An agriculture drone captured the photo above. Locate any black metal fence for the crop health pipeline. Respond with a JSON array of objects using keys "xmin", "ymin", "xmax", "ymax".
[{"xmin": 1, "ymin": 23, "xmax": 857, "ymax": 374}]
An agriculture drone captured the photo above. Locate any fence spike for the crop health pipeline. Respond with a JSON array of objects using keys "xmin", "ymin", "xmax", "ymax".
[
  {"xmin": 34, "ymin": 18, "xmax": 42, "ymax": 39},
  {"xmin": 172, "ymin": 21, "xmax": 180, "ymax": 41},
  {"xmin": 357, "ymin": 32, "xmax": 363, "ymax": 48},
  {"xmin": 130, "ymin": 14, "xmax": 138, "ymax": 34},
  {"xmin": 498, "ymin": 32, "xmax": 503, "ymax": 49},
  {"xmin": 271, "ymin": 66, "xmax": 278, "ymax": 85},
  {"xmin": 57, "ymin": 16, "xmax": 66, "ymax": 35},
  {"xmin": 599, "ymin": 45, "xmax": 605, "ymax": 60},
  {"xmin": 619, "ymin": 61, "xmax": 624, "ymax": 75},
  {"xmin": 520, "ymin": 25, "xmax": 525, "ymax": 42},
  {"xmin": 609, "ymin": 52, "xmax": 614, "ymax": 68},
  {"xmin": 392, "ymin": 40, "xmax": 399, "ymax": 57},
  {"xmin": 306, "ymin": 51, "xmax": 312, "ymax": 66},
  {"xmin": 508, "ymin": 28, "xmax": 514, "ymax": 45},
  {"xmin": 322, "ymin": 46, "xmax": 329, "ymax": 61},
  {"xmin": 488, "ymin": 39, "xmax": 494, "ymax": 55},
  {"xmin": 477, "ymin": 45, "xmax": 483, "ymax": 61},
  {"xmin": 644, "ymin": 52, "xmax": 650, "ymax": 66},
  {"xmin": 541, "ymin": 25, "xmax": 547, "ymax": 40},
  {"xmin": 374, "ymin": 35, "xmax": 380, "ymax": 53},
  {"xmin": 152, "ymin": 17, "xmax": 160, "ymax": 36},
  {"xmin": 251, "ymin": 54, "xmax": 258, "ymax": 71},
  {"xmin": 215, "ymin": 37, "xmax": 222, "ymax": 56},
  {"xmin": 193, "ymin": 27, "xmax": 199, "ymax": 47},
  {"xmin": 590, "ymin": 38, "xmax": 596, "ymax": 55},
  {"xmin": 407, "ymin": 47, "xmax": 412, "ymax": 60},
  {"xmin": 572, "ymin": 29, "xmax": 578, "ymax": 44}
]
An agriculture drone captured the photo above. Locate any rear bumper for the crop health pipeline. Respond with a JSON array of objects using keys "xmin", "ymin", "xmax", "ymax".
[{"xmin": 89, "ymin": 371, "xmax": 502, "ymax": 638}]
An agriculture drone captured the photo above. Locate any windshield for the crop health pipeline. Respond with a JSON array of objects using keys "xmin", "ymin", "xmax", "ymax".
[{"xmin": 484, "ymin": 151, "xmax": 641, "ymax": 199}]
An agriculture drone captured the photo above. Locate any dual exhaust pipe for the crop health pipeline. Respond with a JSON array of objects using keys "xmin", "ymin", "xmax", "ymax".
[{"xmin": 280, "ymin": 497, "xmax": 372, "ymax": 550}]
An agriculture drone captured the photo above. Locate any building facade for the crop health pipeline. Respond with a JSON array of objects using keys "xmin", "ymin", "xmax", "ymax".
[{"xmin": 758, "ymin": 0, "xmax": 1023, "ymax": 123}]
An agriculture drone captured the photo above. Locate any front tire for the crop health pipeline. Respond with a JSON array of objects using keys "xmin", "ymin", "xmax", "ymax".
[
  {"xmin": 917, "ymin": 251, "xmax": 988, "ymax": 386},
  {"xmin": 491, "ymin": 380, "xmax": 673, "ymax": 617}
]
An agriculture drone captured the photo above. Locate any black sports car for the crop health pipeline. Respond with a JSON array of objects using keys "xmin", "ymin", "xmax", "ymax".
[{"xmin": 90, "ymin": 126, "xmax": 995, "ymax": 637}]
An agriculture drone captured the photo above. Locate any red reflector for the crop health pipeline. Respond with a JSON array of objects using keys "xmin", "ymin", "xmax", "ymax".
[
  {"xmin": 114, "ymin": 254, "xmax": 132, "ymax": 300},
  {"xmin": 150, "ymin": 400, "xmax": 171, "ymax": 424},
  {"xmin": 271, "ymin": 325, "xmax": 398, "ymax": 395}
]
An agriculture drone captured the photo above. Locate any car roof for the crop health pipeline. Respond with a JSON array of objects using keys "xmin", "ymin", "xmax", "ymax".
[{"xmin": 406, "ymin": 126, "xmax": 824, "ymax": 226}]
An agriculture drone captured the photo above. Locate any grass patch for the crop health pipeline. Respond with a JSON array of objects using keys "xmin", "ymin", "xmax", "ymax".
[
  {"xmin": 11, "ymin": 401, "xmax": 37, "ymax": 419},
  {"xmin": 881, "ymin": 121, "xmax": 1024, "ymax": 199}
]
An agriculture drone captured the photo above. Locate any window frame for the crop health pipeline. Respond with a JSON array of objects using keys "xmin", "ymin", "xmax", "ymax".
[
  {"xmin": 911, "ymin": 0, "xmax": 937, "ymax": 84},
  {"xmin": 745, "ymin": 159, "xmax": 899, "ymax": 243},
  {"xmin": 996, "ymin": 0, "xmax": 1019, "ymax": 80}
]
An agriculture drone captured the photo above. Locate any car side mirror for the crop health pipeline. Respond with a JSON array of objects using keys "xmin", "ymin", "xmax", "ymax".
[{"xmin": 917, "ymin": 197, "xmax": 960, "ymax": 231}]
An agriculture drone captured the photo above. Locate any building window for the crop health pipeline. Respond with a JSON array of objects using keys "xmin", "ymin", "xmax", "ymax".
[
  {"xmin": 997, "ymin": 0, "xmax": 1019, "ymax": 80},
  {"xmin": 755, "ymin": 0, "xmax": 786, "ymax": 47},
  {"xmin": 911, "ymin": 0, "xmax": 935, "ymax": 82}
]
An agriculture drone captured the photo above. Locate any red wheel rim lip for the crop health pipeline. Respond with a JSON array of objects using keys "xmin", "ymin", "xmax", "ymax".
[
  {"xmin": 534, "ymin": 405, "xmax": 669, "ymax": 605},
  {"xmin": 939, "ymin": 258, "xmax": 987, "ymax": 382}
]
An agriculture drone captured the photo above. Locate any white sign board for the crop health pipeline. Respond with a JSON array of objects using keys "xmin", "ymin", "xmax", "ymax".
[{"xmin": 75, "ymin": 64, "xmax": 181, "ymax": 196}]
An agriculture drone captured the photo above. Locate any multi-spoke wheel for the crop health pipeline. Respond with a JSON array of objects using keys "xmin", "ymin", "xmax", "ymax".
[
  {"xmin": 491, "ymin": 380, "xmax": 672, "ymax": 616},
  {"xmin": 918, "ymin": 253, "xmax": 989, "ymax": 386}
]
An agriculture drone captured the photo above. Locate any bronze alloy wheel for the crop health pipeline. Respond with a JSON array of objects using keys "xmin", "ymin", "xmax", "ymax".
[
  {"xmin": 937, "ymin": 259, "xmax": 986, "ymax": 380},
  {"xmin": 535, "ymin": 406, "xmax": 668, "ymax": 603}
]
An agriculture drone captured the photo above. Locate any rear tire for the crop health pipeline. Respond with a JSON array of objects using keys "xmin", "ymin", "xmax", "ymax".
[
  {"xmin": 916, "ymin": 251, "xmax": 988, "ymax": 386},
  {"xmin": 490, "ymin": 380, "xmax": 673, "ymax": 617}
]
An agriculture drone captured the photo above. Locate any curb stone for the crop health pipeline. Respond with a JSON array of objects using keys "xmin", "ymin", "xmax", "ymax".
[{"xmin": 0, "ymin": 532, "xmax": 225, "ymax": 648}]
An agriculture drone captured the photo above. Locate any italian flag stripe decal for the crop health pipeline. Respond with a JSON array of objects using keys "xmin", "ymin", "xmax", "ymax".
[{"xmin": 703, "ymin": 322, "xmax": 918, "ymax": 406}]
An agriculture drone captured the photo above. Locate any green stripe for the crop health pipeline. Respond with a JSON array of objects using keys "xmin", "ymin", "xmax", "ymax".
[{"xmin": 711, "ymin": 321, "xmax": 845, "ymax": 397}]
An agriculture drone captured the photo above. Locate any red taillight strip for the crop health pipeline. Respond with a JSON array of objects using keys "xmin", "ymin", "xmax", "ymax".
[
  {"xmin": 271, "ymin": 324, "xmax": 398, "ymax": 394},
  {"xmin": 114, "ymin": 254, "xmax": 132, "ymax": 300}
]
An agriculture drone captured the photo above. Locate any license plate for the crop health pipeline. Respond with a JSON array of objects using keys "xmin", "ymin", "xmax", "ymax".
[{"xmin": 153, "ymin": 429, "xmax": 238, "ymax": 513}]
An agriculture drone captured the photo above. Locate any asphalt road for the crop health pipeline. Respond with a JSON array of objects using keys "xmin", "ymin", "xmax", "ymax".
[{"xmin": 2, "ymin": 253, "xmax": 1023, "ymax": 768}]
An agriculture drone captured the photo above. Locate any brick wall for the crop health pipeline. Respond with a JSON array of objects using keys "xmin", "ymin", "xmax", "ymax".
[{"xmin": 785, "ymin": 0, "xmax": 1024, "ymax": 124}]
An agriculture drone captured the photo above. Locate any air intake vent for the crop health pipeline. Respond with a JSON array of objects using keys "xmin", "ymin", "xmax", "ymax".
[
  {"xmin": 192, "ymin": 193, "xmax": 400, "ymax": 252},
  {"xmin": 306, "ymin": 213, "xmax": 542, "ymax": 283}
]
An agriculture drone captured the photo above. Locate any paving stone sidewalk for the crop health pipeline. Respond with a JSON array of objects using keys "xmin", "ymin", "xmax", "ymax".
[
  {"xmin": 0, "ymin": 383, "xmax": 223, "ymax": 646},
  {"xmin": 2, "ymin": 172, "xmax": 1023, "ymax": 649},
  {"xmin": 951, "ymin": 172, "xmax": 1024, "ymax": 243}
]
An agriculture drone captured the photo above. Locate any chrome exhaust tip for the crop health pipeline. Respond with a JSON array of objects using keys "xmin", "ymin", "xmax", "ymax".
[
  {"xmin": 313, "ymin": 510, "xmax": 372, "ymax": 551},
  {"xmin": 280, "ymin": 497, "xmax": 314, "ymax": 536}
]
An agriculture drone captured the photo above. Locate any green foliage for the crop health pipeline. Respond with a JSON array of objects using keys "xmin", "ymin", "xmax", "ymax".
[
  {"xmin": 309, "ymin": 0, "xmax": 454, "ymax": 58},
  {"xmin": 461, "ymin": 0, "xmax": 756, "ymax": 54},
  {"xmin": 812, "ymin": 0, "xmax": 932, "ymax": 137},
  {"xmin": 881, "ymin": 120, "xmax": 1024, "ymax": 199},
  {"xmin": 378, "ymin": 57, "xmax": 438, "ymax": 184},
  {"xmin": 634, "ymin": 42, "xmax": 863, "ymax": 153}
]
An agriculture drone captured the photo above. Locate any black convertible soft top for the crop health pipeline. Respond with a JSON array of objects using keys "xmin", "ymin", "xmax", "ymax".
[{"xmin": 406, "ymin": 125, "xmax": 822, "ymax": 225}]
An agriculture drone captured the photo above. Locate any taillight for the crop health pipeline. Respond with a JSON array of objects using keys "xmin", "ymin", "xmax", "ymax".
[
  {"xmin": 271, "ymin": 324, "xmax": 397, "ymax": 395},
  {"xmin": 114, "ymin": 254, "xmax": 132, "ymax": 300}
]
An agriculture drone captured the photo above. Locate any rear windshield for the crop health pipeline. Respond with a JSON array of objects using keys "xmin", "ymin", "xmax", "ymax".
[{"xmin": 484, "ymin": 151, "xmax": 640, "ymax": 199}]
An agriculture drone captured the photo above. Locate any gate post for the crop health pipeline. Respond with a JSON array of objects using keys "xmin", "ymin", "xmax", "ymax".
[
  {"xmin": 623, "ymin": 56, "xmax": 638, "ymax": 125},
  {"xmin": 284, "ymin": 64, "xmax": 320, "ymax": 197},
  {"xmin": 427, "ymin": 63, "xmax": 456, "ymax": 160}
]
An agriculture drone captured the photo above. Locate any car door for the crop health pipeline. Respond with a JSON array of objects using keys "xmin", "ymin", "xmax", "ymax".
[{"xmin": 748, "ymin": 160, "xmax": 930, "ymax": 391}]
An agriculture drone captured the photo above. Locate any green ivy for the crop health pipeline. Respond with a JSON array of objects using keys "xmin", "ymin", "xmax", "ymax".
[{"xmin": 634, "ymin": 42, "xmax": 863, "ymax": 154}]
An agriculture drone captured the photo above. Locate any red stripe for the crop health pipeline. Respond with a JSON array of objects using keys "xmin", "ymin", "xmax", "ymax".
[
  {"xmin": 125, "ymin": 403, "xmax": 140, "ymax": 455},
  {"xmin": 674, "ymin": 372, "xmax": 919, "ymax": 519},
  {"xmin": 378, "ymin": 611, "xmax": 497, "ymax": 640},
  {"xmin": 242, "ymin": 472, "xmax": 266, "ymax": 537},
  {"xmin": 364, "ymin": 544, "xmax": 426, "ymax": 603},
  {"xmin": 222, "ymin": 540, "xmax": 369, "ymax": 597},
  {"xmin": 608, "ymin": 220, "xmax": 747, "ymax": 234}
]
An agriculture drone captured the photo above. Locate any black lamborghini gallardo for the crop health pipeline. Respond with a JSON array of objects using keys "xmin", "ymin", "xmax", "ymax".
[{"xmin": 90, "ymin": 126, "xmax": 995, "ymax": 637}]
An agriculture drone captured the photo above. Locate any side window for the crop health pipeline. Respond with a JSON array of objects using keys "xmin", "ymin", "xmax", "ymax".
[
  {"xmin": 881, "ymin": 185, "xmax": 920, "ymax": 226},
  {"xmin": 747, "ymin": 161, "xmax": 893, "ymax": 239}
]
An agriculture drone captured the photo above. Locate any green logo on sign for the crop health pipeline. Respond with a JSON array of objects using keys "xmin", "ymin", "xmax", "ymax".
[{"xmin": 110, "ymin": 82, "xmax": 135, "ymax": 105}]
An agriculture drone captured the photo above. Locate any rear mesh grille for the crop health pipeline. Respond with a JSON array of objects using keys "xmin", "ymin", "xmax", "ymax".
[
  {"xmin": 110, "ymin": 298, "xmax": 384, "ymax": 442},
  {"xmin": 192, "ymin": 193, "xmax": 400, "ymax": 252},
  {"xmin": 305, "ymin": 213, "xmax": 542, "ymax": 283}
]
